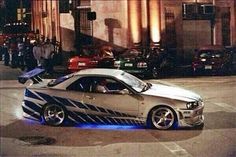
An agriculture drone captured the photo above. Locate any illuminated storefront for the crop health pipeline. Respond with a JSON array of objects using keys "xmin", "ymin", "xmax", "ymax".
[{"xmin": 31, "ymin": 0, "xmax": 236, "ymax": 55}]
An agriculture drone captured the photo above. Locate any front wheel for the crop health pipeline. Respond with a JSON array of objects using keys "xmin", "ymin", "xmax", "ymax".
[
  {"xmin": 42, "ymin": 104, "xmax": 66, "ymax": 126},
  {"xmin": 148, "ymin": 107, "xmax": 177, "ymax": 130}
]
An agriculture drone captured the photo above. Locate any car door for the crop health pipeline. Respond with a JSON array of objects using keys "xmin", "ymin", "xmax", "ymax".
[
  {"xmin": 86, "ymin": 77, "xmax": 140, "ymax": 118},
  {"xmin": 65, "ymin": 76, "xmax": 92, "ymax": 114}
]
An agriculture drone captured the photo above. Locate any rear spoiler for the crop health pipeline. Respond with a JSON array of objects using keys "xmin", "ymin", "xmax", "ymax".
[{"xmin": 18, "ymin": 68, "xmax": 45, "ymax": 84}]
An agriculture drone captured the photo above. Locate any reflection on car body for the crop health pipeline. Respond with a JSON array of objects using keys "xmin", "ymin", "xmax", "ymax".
[{"xmin": 19, "ymin": 68, "xmax": 204, "ymax": 130}]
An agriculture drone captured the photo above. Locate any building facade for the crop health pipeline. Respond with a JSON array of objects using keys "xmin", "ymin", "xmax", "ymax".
[{"xmin": 31, "ymin": 0, "xmax": 236, "ymax": 57}]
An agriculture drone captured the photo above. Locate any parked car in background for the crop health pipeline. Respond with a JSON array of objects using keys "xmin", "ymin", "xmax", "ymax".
[
  {"xmin": 114, "ymin": 48, "xmax": 175, "ymax": 78},
  {"xmin": 113, "ymin": 49, "xmax": 150, "ymax": 78},
  {"xmin": 67, "ymin": 46, "xmax": 115, "ymax": 73},
  {"xmin": 192, "ymin": 45, "xmax": 232, "ymax": 75}
]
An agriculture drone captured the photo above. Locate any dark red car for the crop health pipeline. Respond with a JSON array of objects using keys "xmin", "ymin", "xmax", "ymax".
[
  {"xmin": 192, "ymin": 45, "xmax": 232, "ymax": 75},
  {"xmin": 67, "ymin": 46, "xmax": 114, "ymax": 73}
]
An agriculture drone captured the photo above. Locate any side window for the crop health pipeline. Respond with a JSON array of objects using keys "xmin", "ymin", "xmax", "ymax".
[
  {"xmin": 93, "ymin": 77, "xmax": 128, "ymax": 94},
  {"xmin": 67, "ymin": 77, "xmax": 93, "ymax": 92}
]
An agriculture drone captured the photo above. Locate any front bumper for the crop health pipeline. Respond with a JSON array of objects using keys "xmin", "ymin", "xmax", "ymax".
[{"xmin": 177, "ymin": 103, "xmax": 204, "ymax": 128}]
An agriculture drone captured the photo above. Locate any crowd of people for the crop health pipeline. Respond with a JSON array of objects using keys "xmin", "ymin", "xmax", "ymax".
[{"xmin": 0, "ymin": 36, "xmax": 56, "ymax": 74}]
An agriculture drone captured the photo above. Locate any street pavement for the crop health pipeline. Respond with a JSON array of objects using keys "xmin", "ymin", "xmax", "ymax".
[{"xmin": 0, "ymin": 62, "xmax": 236, "ymax": 157}]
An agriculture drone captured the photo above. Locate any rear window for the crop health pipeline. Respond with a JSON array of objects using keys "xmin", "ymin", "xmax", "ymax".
[
  {"xmin": 199, "ymin": 50, "xmax": 224, "ymax": 58},
  {"xmin": 121, "ymin": 49, "xmax": 142, "ymax": 58}
]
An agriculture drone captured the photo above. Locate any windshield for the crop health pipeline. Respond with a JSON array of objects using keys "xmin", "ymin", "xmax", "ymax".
[
  {"xmin": 117, "ymin": 72, "xmax": 147, "ymax": 92},
  {"xmin": 80, "ymin": 48, "xmax": 96, "ymax": 57}
]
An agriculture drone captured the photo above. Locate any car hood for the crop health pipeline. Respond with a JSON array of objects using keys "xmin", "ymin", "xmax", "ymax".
[{"xmin": 142, "ymin": 83, "xmax": 201, "ymax": 102}]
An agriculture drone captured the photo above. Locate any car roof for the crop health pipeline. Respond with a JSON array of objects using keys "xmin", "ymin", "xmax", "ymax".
[{"xmin": 73, "ymin": 68, "xmax": 124, "ymax": 77}]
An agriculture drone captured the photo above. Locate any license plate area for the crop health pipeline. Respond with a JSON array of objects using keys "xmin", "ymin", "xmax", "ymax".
[
  {"xmin": 125, "ymin": 63, "xmax": 133, "ymax": 67},
  {"xmin": 205, "ymin": 65, "xmax": 212, "ymax": 69}
]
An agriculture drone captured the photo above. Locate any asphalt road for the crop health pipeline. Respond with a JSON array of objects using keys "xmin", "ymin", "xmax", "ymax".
[{"xmin": 0, "ymin": 62, "xmax": 236, "ymax": 157}]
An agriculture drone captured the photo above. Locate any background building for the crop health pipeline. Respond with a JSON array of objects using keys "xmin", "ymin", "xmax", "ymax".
[{"xmin": 31, "ymin": 0, "xmax": 236, "ymax": 61}]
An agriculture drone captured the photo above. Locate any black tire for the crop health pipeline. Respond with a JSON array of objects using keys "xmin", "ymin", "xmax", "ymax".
[
  {"xmin": 147, "ymin": 106, "xmax": 177, "ymax": 130},
  {"xmin": 42, "ymin": 104, "xmax": 67, "ymax": 126}
]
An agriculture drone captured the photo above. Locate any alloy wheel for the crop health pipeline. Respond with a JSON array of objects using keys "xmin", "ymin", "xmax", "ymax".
[
  {"xmin": 151, "ymin": 107, "xmax": 175, "ymax": 130},
  {"xmin": 43, "ymin": 104, "xmax": 66, "ymax": 126}
]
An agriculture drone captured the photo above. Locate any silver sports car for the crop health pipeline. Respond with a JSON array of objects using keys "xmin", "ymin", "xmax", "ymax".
[{"xmin": 19, "ymin": 68, "xmax": 204, "ymax": 130}]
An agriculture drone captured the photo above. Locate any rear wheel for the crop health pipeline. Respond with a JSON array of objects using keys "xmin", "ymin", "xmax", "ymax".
[
  {"xmin": 148, "ymin": 106, "xmax": 177, "ymax": 130},
  {"xmin": 43, "ymin": 104, "xmax": 66, "ymax": 126}
]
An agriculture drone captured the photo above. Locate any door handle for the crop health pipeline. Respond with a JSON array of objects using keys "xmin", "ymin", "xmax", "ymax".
[{"xmin": 85, "ymin": 95, "xmax": 95, "ymax": 100}]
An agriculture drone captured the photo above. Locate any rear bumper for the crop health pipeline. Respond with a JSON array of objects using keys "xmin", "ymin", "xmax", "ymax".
[{"xmin": 193, "ymin": 64, "xmax": 222, "ymax": 73}]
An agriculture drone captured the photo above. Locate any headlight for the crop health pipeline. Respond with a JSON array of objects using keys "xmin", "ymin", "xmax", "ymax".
[{"xmin": 186, "ymin": 101, "xmax": 199, "ymax": 109}]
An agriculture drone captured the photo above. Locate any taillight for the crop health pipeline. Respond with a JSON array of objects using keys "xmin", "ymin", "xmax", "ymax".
[
  {"xmin": 137, "ymin": 62, "xmax": 147, "ymax": 68},
  {"xmin": 68, "ymin": 59, "xmax": 74, "ymax": 63}
]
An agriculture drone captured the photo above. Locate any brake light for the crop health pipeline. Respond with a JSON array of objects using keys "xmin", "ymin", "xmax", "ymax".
[{"xmin": 137, "ymin": 62, "xmax": 147, "ymax": 68}]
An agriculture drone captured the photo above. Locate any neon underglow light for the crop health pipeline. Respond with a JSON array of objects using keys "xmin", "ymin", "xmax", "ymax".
[{"xmin": 76, "ymin": 124, "xmax": 143, "ymax": 130}]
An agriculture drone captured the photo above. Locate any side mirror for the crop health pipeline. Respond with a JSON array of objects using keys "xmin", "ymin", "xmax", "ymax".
[{"xmin": 120, "ymin": 89, "xmax": 130, "ymax": 94}]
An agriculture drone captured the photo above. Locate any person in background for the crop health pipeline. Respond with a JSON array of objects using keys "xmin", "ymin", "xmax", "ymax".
[
  {"xmin": 3, "ymin": 43, "xmax": 9, "ymax": 66},
  {"xmin": 0, "ymin": 45, "xmax": 3, "ymax": 61},
  {"xmin": 43, "ymin": 38, "xmax": 54, "ymax": 74},
  {"xmin": 17, "ymin": 38, "xmax": 25, "ymax": 70},
  {"xmin": 10, "ymin": 38, "xmax": 18, "ymax": 68},
  {"xmin": 24, "ymin": 39, "xmax": 36, "ymax": 71},
  {"xmin": 33, "ymin": 41, "xmax": 43, "ymax": 67}
]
